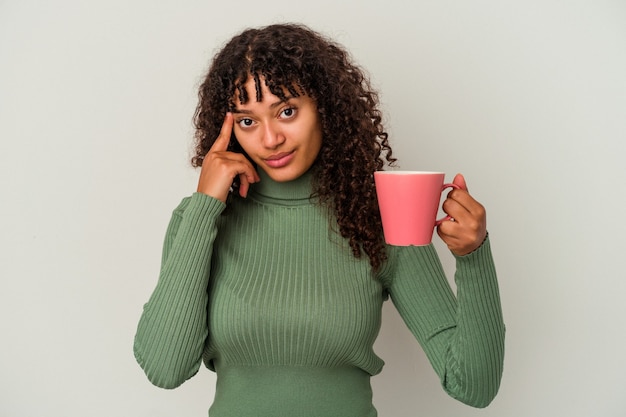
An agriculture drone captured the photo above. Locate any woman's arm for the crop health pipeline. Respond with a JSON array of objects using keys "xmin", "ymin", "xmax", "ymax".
[
  {"xmin": 133, "ymin": 193, "xmax": 225, "ymax": 389},
  {"xmin": 383, "ymin": 238, "xmax": 505, "ymax": 407},
  {"xmin": 135, "ymin": 113, "xmax": 258, "ymax": 388}
]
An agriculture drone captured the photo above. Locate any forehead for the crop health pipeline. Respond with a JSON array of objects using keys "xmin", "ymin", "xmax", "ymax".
[
  {"xmin": 233, "ymin": 74, "xmax": 303, "ymax": 106},
  {"xmin": 235, "ymin": 76, "xmax": 271, "ymax": 99}
]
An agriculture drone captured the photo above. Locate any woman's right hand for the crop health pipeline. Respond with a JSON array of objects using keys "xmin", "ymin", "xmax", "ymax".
[{"xmin": 196, "ymin": 113, "xmax": 260, "ymax": 202}]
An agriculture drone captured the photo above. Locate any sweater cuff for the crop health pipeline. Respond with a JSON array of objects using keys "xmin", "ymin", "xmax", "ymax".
[
  {"xmin": 453, "ymin": 233, "xmax": 490, "ymax": 261},
  {"xmin": 182, "ymin": 192, "xmax": 226, "ymax": 225},
  {"xmin": 453, "ymin": 235, "xmax": 497, "ymax": 285}
]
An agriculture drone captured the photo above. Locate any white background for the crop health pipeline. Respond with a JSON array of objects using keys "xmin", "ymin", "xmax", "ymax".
[{"xmin": 1, "ymin": 1, "xmax": 625, "ymax": 416}]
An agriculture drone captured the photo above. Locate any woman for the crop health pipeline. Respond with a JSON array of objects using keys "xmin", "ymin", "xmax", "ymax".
[{"xmin": 134, "ymin": 23, "xmax": 504, "ymax": 416}]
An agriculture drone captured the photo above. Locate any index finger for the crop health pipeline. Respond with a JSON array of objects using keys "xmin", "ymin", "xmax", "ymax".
[
  {"xmin": 447, "ymin": 188, "xmax": 485, "ymax": 218},
  {"xmin": 209, "ymin": 112, "xmax": 235, "ymax": 152}
]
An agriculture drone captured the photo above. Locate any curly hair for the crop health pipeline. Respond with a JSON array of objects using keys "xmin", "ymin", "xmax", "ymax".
[{"xmin": 192, "ymin": 23, "xmax": 396, "ymax": 271}]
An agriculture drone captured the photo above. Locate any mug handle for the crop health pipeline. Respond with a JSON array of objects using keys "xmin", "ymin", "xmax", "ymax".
[{"xmin": 435, "ymin": 183, "xmax": 461, "ymax": 226}]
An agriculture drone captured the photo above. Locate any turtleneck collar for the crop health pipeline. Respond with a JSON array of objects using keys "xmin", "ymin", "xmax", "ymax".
[{"xmin": 248, "ymin": 168, "xmax": 316, "ymax": 206}]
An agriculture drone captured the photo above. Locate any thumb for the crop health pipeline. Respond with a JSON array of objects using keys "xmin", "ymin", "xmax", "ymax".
[{"xmin": 453, "ymin": 173, "xmax": 468, "ymax": 191}]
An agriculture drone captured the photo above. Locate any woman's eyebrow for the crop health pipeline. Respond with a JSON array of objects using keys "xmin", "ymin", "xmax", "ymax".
[
  {"xmin": 231, "ymin": 108, "xmax": 253, "ymax": 115},
  {"xmin": 269, "ymin": 96, "xmax": 296, "ymax": 108}
]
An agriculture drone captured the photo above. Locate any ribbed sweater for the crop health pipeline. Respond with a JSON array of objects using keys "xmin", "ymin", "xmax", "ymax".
[{"xmin": 134, "ymin": 169, "xmax": 505, "ymax": 416}]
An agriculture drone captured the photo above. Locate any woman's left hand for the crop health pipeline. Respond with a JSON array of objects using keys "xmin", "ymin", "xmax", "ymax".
[{"xmin": 436, "ymin": 174, "xmax": 487, "ymax": 256}]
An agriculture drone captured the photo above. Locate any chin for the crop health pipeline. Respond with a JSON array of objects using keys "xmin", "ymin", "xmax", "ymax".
[{"xmin": 262, "ymin": 166, "xmax": 307, "ymax": 183}]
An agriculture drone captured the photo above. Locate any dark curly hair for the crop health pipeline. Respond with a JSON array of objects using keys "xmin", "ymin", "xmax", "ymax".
[{"xmin": 192, "ymin": 23, "xmax": 396, "ymax": 271}]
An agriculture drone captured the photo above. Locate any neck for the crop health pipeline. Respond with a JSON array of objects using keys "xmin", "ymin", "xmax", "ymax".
[{"xmin": 249, "ymin": 168, "xmax": 316, "ymax": 205}]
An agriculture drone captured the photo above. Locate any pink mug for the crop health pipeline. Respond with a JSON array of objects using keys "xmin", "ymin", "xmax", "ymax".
[{"xmin": 374, "ymin": 171, "xmax": 460, "ymax": 246}]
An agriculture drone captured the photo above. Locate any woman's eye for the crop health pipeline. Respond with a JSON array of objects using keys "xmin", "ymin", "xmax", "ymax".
[
  {"xmin": 237, "ymin": 118, "xmax": 254, "ymax": 128},
  {"xmin": 281, "ymin": 107, "xmax": 296, "ymax": 119}
]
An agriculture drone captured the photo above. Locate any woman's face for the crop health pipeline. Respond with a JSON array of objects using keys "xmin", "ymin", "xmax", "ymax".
[{"xmin": 232, "ymin": 76, "xmax": 322, "ymax": 183}]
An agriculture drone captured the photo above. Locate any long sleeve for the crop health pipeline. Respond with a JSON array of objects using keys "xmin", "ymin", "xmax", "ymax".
[
  {"xmin": 134, "ymin": 193, "xmax": 225, "ymax": 389},
  {"xmin": 381, "ymin": 237, "xmax": 505, "ymax": 407}
]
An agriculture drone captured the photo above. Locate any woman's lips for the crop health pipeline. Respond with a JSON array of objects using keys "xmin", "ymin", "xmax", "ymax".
[{"xmin": 264, "ymin": 151, "xmax": 295, "ymax": 168}]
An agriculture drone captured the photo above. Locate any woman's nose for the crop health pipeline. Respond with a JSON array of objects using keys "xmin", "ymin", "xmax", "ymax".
[{"xmin": 261, "ymin": 122, "xmax": 286, "ymax": 149}]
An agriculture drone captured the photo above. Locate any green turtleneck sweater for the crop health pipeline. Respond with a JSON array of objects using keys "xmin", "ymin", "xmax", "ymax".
[{"xmin": 134, "ymin": 169, "xmax": 505, "ymax": 416}]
